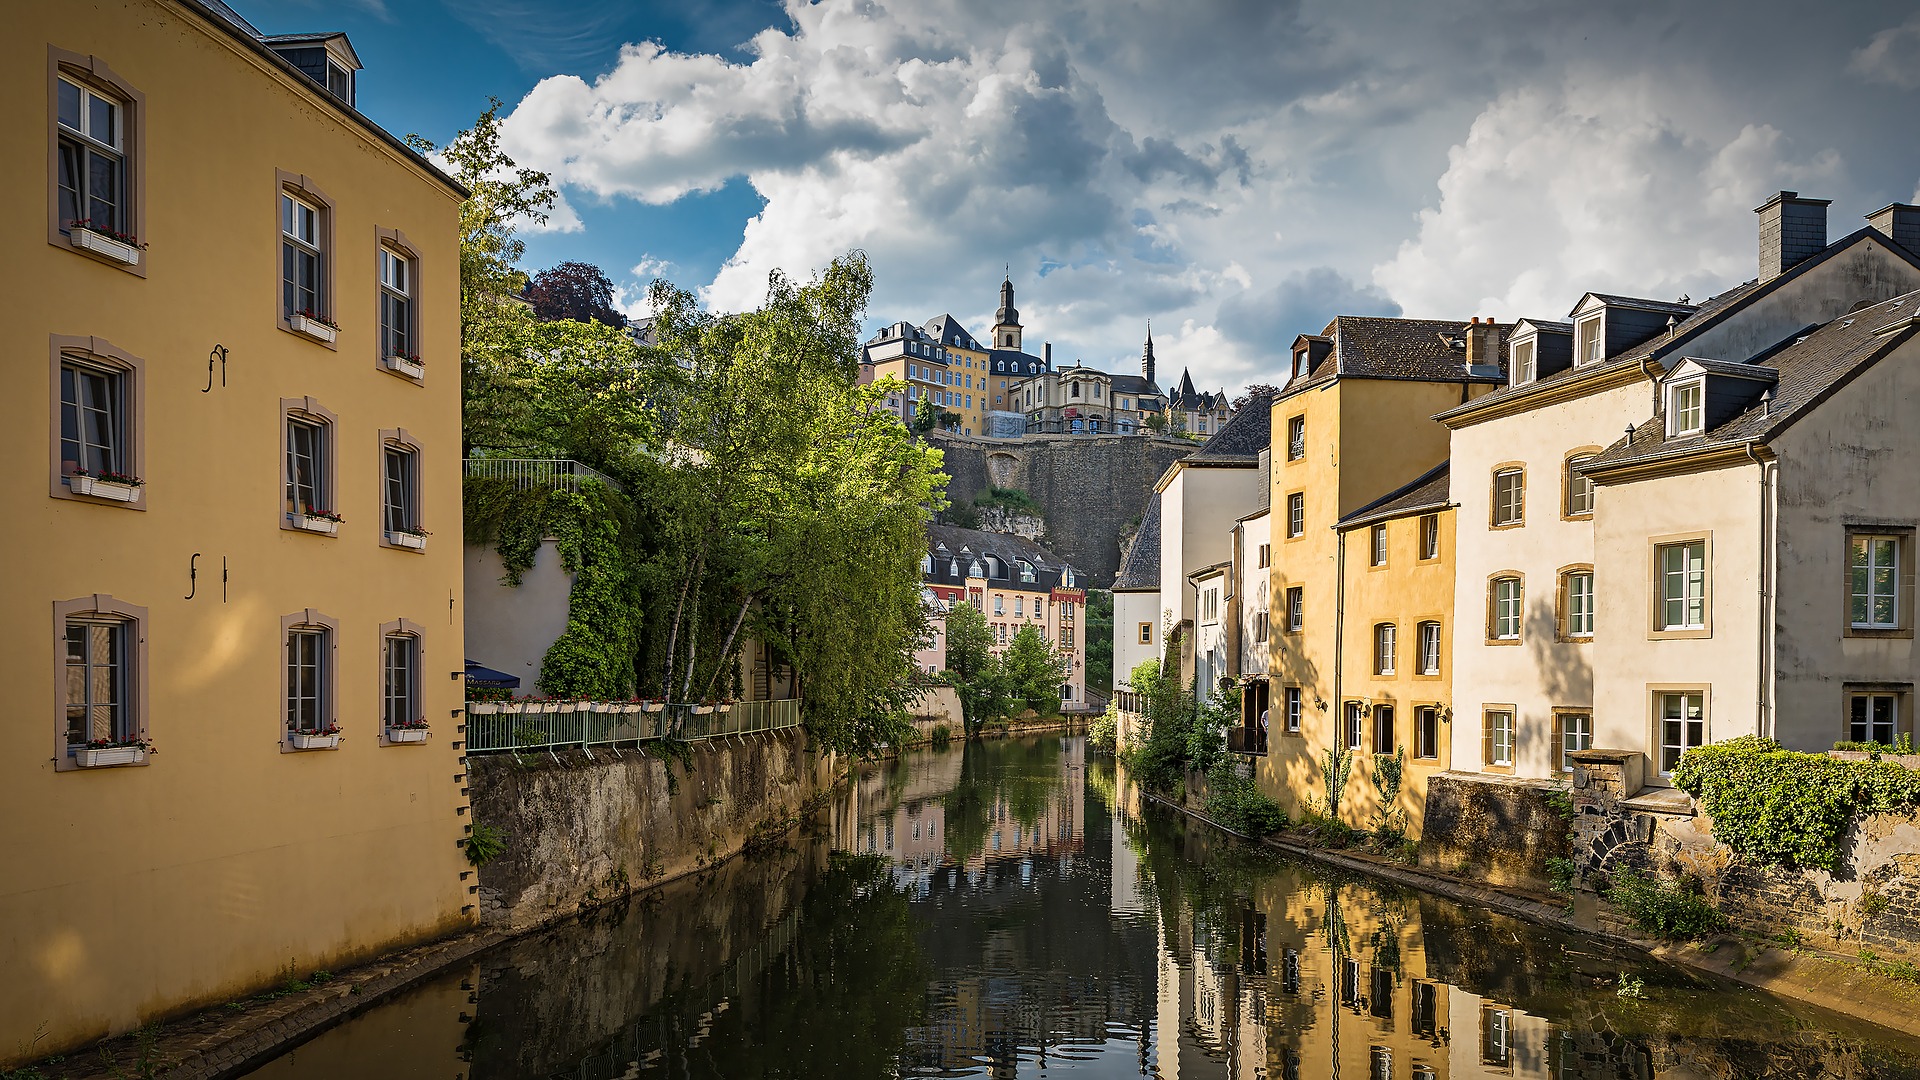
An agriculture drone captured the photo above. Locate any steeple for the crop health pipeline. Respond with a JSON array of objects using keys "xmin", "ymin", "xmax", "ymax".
[
  {"xmin": 992, "ymin": 271, "xmax": 1022, "ymax": 350},
  {"xmin": 1142, "ymin": 321, "xmax": 1157, "ymax": 389}
]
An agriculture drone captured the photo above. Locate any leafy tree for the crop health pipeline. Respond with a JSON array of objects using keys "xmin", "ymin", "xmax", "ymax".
[
  {"xmin": 1231, "ymin": 383, "xmax": 1283, "ymax": 411},
  {"xmin": 527, "ymin": 260, "xmax": 625, "ymax": 326},
  {"xmin": 911, "ymin": 398, "xmax": 939, "ymax": 437},
  {"xmin": 1001, "ymin": 623, "xmax": 1069, "ymax": 715},
  {"xmin": 1143, "ymin": 412, "xmax": 1168, "ymax": 435},
  {"xmin": 1084, "ymin": 589, "xmax": 1114, "ymax": 693},
  {"xmin": 942, "ymin": 601, "xmax": 1008, "ymax": 738}
]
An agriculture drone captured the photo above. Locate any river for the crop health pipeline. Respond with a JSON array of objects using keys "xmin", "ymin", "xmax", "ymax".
[{"xmin": 247, "ymin": 734, "xmax": 1920, "ymax": 1079}]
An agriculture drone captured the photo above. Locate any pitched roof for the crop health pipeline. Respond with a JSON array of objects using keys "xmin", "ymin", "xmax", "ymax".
[
  {"xmin": 1283, "ymin": 316, "xmax": 1509, "ymax": 398},
  {"xmin": 921, "ymin": 314, "xmax": 984, "ymax": 350},
  {"xmin": 925, "ymin": 524, "xmax": 1081, "ymax": 592},
  {"xmin": 1442, "ymin": 226, "xmax": 1920, "ymax": 424},
  {"xmin": 1584, "ymin": 290, "xmax": 1920, "ymax": 473},
  {"xmin": 1338, "ymin": 463, "xmax": 1450, "ymax": 529},
  {"xmin": 1109, "ymin": 374, "xmax": 1157, "ymax": 396},
  {"xmin": 1182, "ymin": 391, "xmax": 1273, "ymax": 464},
  {"xmin": 1579, "ymin": 293, "xmax": 1700, "ymax": 318},
  {"xmin": 1114, "ymin": 494, "xmax": 1162, "ymax": 590}
]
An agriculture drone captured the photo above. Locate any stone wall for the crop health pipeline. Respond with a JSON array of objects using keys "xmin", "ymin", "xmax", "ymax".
[
  {"xmin": 1568, "ymin": 749, "xmax": 1920, "ymax": 966},
  {"xmin": 934, "ymin": 433, "xmax": 1195, "ymax": 587},
  {"xmin": 467, "ymin": 729, "xmax": 837, "ymax": 930},
  {"xmin": 1416, "ymin": 772, "xmax": 1571, "ymax": 892}
]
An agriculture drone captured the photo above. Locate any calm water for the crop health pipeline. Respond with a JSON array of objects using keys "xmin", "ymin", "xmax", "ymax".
[{"xmin": 249, "ymin": 736, "xmax": 1920, "ymax": 1079}]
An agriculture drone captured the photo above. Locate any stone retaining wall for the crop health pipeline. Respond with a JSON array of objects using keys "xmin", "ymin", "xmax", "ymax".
[
  {"xmin": 1416, "ymin": 772, "xmax": 1571, "ymax": 892},
  {"xmin": 467, "ymin": 729, "xmax": 837, "ymax": 930}
]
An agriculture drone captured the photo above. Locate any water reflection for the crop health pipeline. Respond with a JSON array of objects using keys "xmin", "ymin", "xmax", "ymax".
[{"xmin": 246, "ymin": 736, "xmax": 1920, "ymax": 1080}]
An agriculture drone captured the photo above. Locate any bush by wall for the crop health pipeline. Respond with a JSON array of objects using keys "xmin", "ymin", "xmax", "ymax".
[
  {"xmin": 1205, "ymin": 760, "xmax": 1287, "ymax": 837},
  {"xmin": 1672, "ymin": 736, "xmax": 1920, "ymax": 871}
]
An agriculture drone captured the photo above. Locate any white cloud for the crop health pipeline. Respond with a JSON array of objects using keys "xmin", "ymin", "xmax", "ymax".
[
  {"xmin": 1851, "ymin": 15, "xmax": 1920, "ymax": 89},
  {"xmin": 1372, "ymin": 76, "xmax": 1844, "ymax": 321}
]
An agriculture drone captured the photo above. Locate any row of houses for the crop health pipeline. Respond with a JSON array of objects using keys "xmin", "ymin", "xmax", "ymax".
[
  {"xmin": 1115, "ymin": 190, "xmax": 1920, "ymax": 834},
  {"xmin": 858, "ymin": 279, "xmax": 1234, "ymax": 439}
]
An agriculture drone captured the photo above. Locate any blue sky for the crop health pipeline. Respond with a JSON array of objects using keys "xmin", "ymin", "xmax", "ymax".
[{"xmin": 239, "ymin": 1, "xmax": 1920, "ymax": 395}]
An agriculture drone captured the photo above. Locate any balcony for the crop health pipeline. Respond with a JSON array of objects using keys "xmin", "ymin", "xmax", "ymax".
[
  {"xmin": 1227, "ymin": 727, "xmax": 1267, "ymax": 756},
  {"xmin": 463, "ymin": 457, "xmax": 624, "ymax": 495}
]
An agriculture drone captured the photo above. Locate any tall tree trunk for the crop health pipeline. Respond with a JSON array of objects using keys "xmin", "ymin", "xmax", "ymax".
[
  {"xmin": 703, "ymin": 594, "xmax": 755, "ymax": 702},
  {"xmin": 661, "ymin": 546, "xmax": 705, "ymax": 698}
]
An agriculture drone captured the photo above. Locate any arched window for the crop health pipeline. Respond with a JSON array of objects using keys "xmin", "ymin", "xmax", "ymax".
[{"xmin": 949, "ymin": 559, "xmax": 960, "ymax": 578}]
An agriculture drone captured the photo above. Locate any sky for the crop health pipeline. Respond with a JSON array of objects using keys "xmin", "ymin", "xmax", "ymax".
[{"xmin": 242, "ymin": 0, "xmax": 1920, "ymax": 396}]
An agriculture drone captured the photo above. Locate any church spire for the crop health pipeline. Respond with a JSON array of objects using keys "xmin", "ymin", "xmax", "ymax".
[
  {"xmin": 1142, "ymin": 321, "xmax": 1157, "ymax": 389},
  {"xmin": 992, "ymin": 271, "xmax": 1022, "ymax": 350}
]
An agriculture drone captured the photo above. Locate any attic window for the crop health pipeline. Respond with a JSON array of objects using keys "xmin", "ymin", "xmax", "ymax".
[
  {"xmin": 1575, "ymin": 315, "xmax": 1604, "ymax": 365},
  {"xmin": 325, "ymin": 60, "xmax": 352, "ymax": 103},
  {"xmin": 1667, "ymin": 379, "xmax": 1705, "ymax": 437},
  {"xmin": 1292, "ymin": 349, "xmax": 1307, "ymax": 379},
  {"xmin": 1512, "ymin": 339, "xmax": 1536, "ymax": 384}
]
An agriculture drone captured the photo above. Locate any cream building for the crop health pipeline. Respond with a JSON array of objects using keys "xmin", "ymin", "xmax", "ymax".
[
  {"xmin": 860, "ymin": 277, "xmax": 1051, "ymax": 438},
  {"xmin": 1112, "ymin": 495, "xmax": 1164, "ymax": 699},
  {"xmin": 918, "ymin": 525, "xmax": 1088, "ymax": 705},
  {"xmin": 1, "ymin": 0, "xmax": 470, "ymax": 1060},
  {"xmin": 1439, "ymin": 194, "xmax": 1920, "ymax": 781},
  {"xmin": 1156, "ymin": 402, "xmax": 1272, "ymax": 688}
]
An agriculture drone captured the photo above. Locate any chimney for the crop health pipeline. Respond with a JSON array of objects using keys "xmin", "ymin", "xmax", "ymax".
[
  {"xmin": 1043, "ymin": 342, "xmax": 1052, "ymax": 369},
  {"xmin": 1755, "ymin": 190, "xmax": 1831, "ymax": 282},
  {"xmin": 1465, "ymin": 317, "xmax": 1498, "ymax": 374},
  {"xmin": 1867, "ymin": 203, "xmax": 1920, "ymax": 257}
]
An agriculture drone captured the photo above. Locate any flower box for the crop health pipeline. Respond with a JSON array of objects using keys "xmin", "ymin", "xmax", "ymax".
[
  {"xmin": 384, "ymin": 355, "xmax": 425, "ymax": 379},
  {"xmin": 294, "ymin": 514, "xmax": 340, "ymax": 536},
  {"xmin": 715, "ymin": 703, "xmax": 735, "ymax": 715},
  {"xmin": 75, "ymin": 745, "xmax": 146, "ymax": 767},
  {"xmin": 71, "ymin": 228, "xmax": 141, "ymax": 266},
  {"xmin": 617, "ymin": 703, "xmax": 644, "ymax": 715},
  {"xmin": 388, "ymin": 531, "xmax": 427, "ymax": 550},
  {"xmin": 539, "ymin": 702, "xmax": 564, "ymax": 714},
  {"xmin": 289, "ymin": 732, "xmax": 341, "ymax": 750},
  {"xmin": 388, "ymin": 728, "xmax": 430, "ymax": 744},
  {"xmin": 642, "ymin": 702, "xmax": 665, "ymax": 714},
  {"xmin": 691, "ymin": 704, "xmax": 715, "ymax": 716},
  {"xmin": 466, "ymin": 702, "xmax": 502, "ymax": 715},
  {"xmin": 289, "ymin": 314, "xmax": 338, "ymax": 344},
  {"xmin": 68, "ymin": 475, "xmax": 140, "ymax": 502}
]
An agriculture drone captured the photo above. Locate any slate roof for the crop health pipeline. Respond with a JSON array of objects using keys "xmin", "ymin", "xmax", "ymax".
[
  {"xmin": 1283, "ymin": 316, "xmax": 1509, "ymax": 398},
  {"xmin": 1338, "ymin": 463, "xmax": 1450, "ymax": 529},
  {"xmin": 1110, "ymin": 373, "xmax": 1158, "ymax": 396},
  {"xmin": 921, "ymin": 314, "xmax": 985, "ymax": 351},
  {"xmin": 1443, "ymin": 226, "xmax": 1920, "ymax": 423},
  {"xmin": 925, "ymin": 524, "xmax": 1080, "ymax": 594},
  {"xmin": 1182, "ymin": 390, "xmax": 1273, "ymax": 464},
  {"xmin": 1673, "ymin": 356, "xmax": 1778, "ymax": 381},
  {"xmin": 990, "ymin": 348, "xmax": 1049, "ymax": 374},
  {"xmin": 1584, "ymin": 290, "xmax": 1920, "ymax": 472},
  {"xmin": 1114, "ymin": 494, "xmax": 1162, "ymax": 591},
  {"xmin": 1518, "ymin": 318, "xmax": 1574, "ymax": 333},
  {"xmin": 1580, "ymin": 293, "xmax": 1700, "ymax": 318}
]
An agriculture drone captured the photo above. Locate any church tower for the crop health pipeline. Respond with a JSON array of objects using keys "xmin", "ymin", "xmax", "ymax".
[
  {"xmin": 1142, "ymin": 322, "xmax": 1158, "ymax": 390},
  {"xmin": 992, "ymin": 274, "xmax": 1022, "ymax": 351}
]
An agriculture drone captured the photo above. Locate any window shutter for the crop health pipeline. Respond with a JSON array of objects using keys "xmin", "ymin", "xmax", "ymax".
[
  {"xmin": 1482, "ymin": 714, "xmax": 1494, "ymax": 768},
  {"xmin": 1550, "ymin": 713, "xmax": 1564, "ymax": 772}
]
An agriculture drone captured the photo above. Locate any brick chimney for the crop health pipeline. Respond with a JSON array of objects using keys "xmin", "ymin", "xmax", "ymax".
[
  {"xmin": 1465, "ymin": 317, "xmax": 1498, "ymax": 374},
  {"xmin": 1755, "ymin": 191, "xmax": 1831, "ymax": 282},
  {"xmin": 1867, "ymin": 203, "xmax": 1920, "ymax": 257}
]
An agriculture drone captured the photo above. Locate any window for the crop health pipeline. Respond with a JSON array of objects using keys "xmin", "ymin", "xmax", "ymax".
[
  {"xmin": 993, "ymin": 595, "xmax": 1004, "ymax": 615},
  {"xmin": 382, "ymin": 442, "xmax": 421, "ymax": 543},
  {"xmin": 56, "ymin": 75, "xmax": 129, "ymax": 239},
  {"xmin": 1481, "ymin": 1005, "xmax": 1514, "ymax": 1067},
  {"xmin": 382, "ymin": 630, "xmax": 419, "ymax": 737},
  {"xmin": 1415, "ymin": 706, "xmax": 1440, "ymax": 759},
  {"xmin": 1657, "ymin": 691, "xmax": 1705, "ymax": 774},
  {"xmin": 1370, "ymin": 524, "xmax": 1388, "ymax": 567},
  {"xmin": 1374, "ymin": 623, "xmax": 1396, "ymax": 675},
  {"xmin": 1417, "ymin": 621, "xmax": 1442, "ymax": 675},
  {"xmin": 1492, "ymin": 467, "xmax": 1524, "ymax": 526},
  {"xmin": 282, "ymin": 611, "xmax": 338, "ymax": 745},
  {"xmin": 1287, "ymin": 416, "xmax": 1306, "ymax": 460},
  {"xmin": 52, "ymin": 338, "xmax": 146, "ymax": 505},
  {"xmin": 1372, "ymin": 704, "xmax": 1395, "ymax": 754},
  {"xmin": 1565, "ymin": 454, "xmax": 1596, "ymax": 517},
  {"xmin": 1138, "ymin": 622, "xmax": 1152, "ymax": 645},
  {"xmin": 1285, "ymin": 586, "xmax": 1303, "ymax": 632},
  {"xmin": 282, "ymin": 192, "xmax": 324, "ymax": 319},
  {"xmin": 1490, "ymin": 576, "xmax": 1522, "ymax": 641},
  {"xmin": 60, "ymin": 360, "xmax": 122, "ymax": 478},
  {"xmin": 1668, "ymin": 380, "xmax": 1705, "ymax": 437},
  {"xmin": 1562, "ymin": 569, "xmax": 1594, "ymax": 639},
  {"xmin": 1850, "ymin": 535, "xmax": 1901, "ymax": 629},
  {"xmin": 1281, "ymin": 947, "xmax": 1301, "ymax": 993},
  {"xmin": 1254, "ymin": 611, "xmax": 1269, "ymax": 642},
  {"xmin": 1343, "ymin": 702, "xmax": 1364, "ymax": 750},
  {"xmin": 1512, "ymin": 338, "xmax": 1536, "ymax": 383},
  {"xmin": 378, "ymin": 242, "xmax": 415, "ymax": 363},
  {"xmin": 1411, "ymin": 980, "xmax": 1438, "ymax": 1037},
  {"xmin": 1284, "ymin": 687, "xmax": 1302, "ymax": 733},
  {"xmin": 64, "ymin": 618, "xmax": 129, "ymax": 750},
  {"xmin": 1554, "ymin": 711, "xmax": 1592, "ymax": 772},
  {"xmin": 1371, "ymin": 1048, "xmax": 1393, "ymax": 1080},
  {"xmin": 1287, "ymin": 492, "xmax": 1305, "ymax": 537},
  {"xmin": 1419, "ymin": 514, "xmax": 1439, "ymax": 560},
  {"xmin": 1484, "ymin": 709, "xmax": 1515, "ymax": 770},
  {"xmin": 1847, "ymin": 690, "xmax": 1905, "ymax": 746},
  {"xmin": 1575, "ymin": 314, "xmax": 1603, "ymax": 364},
  {"xmin": 1014, "ymin": 596, "xmax": 1023, "ymax": 616},
  {"xmin": 1202, "ymin": 587, "xmax": 1220, "ymax": 624},
  {"xmin": 1656, "ymin": 540, "xmax": 1707, "ymax": 632},
  {"xmin": 1258, "ymin": 543, "xmax": 1271, "ymax": 568}
]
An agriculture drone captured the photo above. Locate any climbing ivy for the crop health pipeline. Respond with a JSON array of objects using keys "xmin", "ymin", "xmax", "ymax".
[{"xmin": 1672, "ymin": 735, "xmax": 1920, "ymax": 871}]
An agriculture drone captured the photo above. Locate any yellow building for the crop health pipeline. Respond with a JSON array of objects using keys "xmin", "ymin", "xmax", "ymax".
[
  {"xmin": 860, "ymin": 277, "xmax": 1054, "ymax": 439},
  {"xmin": 1332, "ymin": 464, "xmax": 1455, "ymax": 836},
  {"xmin": 1, "ymin": 0, "xmax": 471, "ymax": 1061},
  {"xmin": 1262, "ymin": 318, "xmax": 1505, "ymax": 833}
]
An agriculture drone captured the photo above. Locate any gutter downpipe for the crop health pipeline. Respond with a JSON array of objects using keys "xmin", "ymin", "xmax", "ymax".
[
  {"xmin": 1744, "ymin": 442, "xmax": 1775, "ymax": 739},
  {"xmin": 1332, "ymin": 520, "xmax": 1346, "ymax": 771}
]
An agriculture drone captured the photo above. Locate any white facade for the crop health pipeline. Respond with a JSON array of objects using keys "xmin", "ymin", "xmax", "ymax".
[
  {"xmin": 1192, "ymin": 565, "xmax": 1231, "ymax": 697},
  {"xmin": 1113, "ymin": 587, "xmax": 1161, "ymax": 689},
  {"xmin": 1237, "ymin": 510, "xmax": 1272, "ymax": 677},
  {"xmin": 1159, "ymin": 464, "xmax": 1267, "ymax": 685}
]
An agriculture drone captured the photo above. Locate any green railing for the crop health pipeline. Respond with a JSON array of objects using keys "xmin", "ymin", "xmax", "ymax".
[{"xmin": 464, "ymin": 698, "xmax": 801, "ymax": 754}]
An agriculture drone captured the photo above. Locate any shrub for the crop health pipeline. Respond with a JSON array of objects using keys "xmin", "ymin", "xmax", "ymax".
[
  {"xmin": 1547, "ymin": 857, "xmax": 1578, "ymax": 895},
  {"xmin": 1605, "ymin": 869, "xmax": 1727, "ymax": 940},
  {"xmin": 929, "ymin": 723, "xmax": 952, "ymax": 749},
  {"xmin": 465, "ymin": 821, "xmax": 509, "ymax": 867},
  {"xmin": 1205, "ymin": 759, "xmax": 1288, "ymax": 836},
  {"xmin": 1673, "ymin": 735, "xmax": 1920, "ymax": 871},
  {"xmin": 1087, "ymin": 706, "xmax": 1117, "ymax": 751}
]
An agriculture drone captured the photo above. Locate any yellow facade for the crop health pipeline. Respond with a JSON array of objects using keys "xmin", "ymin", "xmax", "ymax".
[
  {"xmin": 865, "ymin": 341, "xmax": 995, "ymax": 436},
  {"xmin": 1262, "ymin": 378, "xmax": 1487, "ymax": 834},
  {"xmin": 1, "ymin": 1, "xmax": 470, "ymax": 1061}
]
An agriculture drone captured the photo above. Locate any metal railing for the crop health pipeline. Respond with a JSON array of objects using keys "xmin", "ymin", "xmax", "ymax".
[
  {"xmin": 464, "ymin": 698, "xmax": 800, "ymax": 754},
  {"xmin": 463, "ymin": 457, "xmax": 625, "ymax": 495}
]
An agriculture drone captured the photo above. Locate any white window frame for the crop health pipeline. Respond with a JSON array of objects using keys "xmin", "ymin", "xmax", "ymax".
[
  {"xmin": 1667, "ymin": 379, "xmax": 1705, "ymax": 438},
  {"xmin": 1418, "ymin": 621, "xmax": 1441, "ymax": 675},
  {"xmin": 1565, "ymin": 570, "xmax": 1594, "ymax": 638},
  {"xmin": 1287, "ymin": 493, "xmax": 1305, "ymax": 537},
  {"xmin": 1374, "ymin": 623, "xmax": 1396, "ymax": 675},
  {"xmin": 281, "ymin": 191, "xmax": 324, "ymax": 319},
  {"xmin": 56, "ymin": 76, "xmax": 128, "ymax": 237},
  {"xmin": 1656, "ymin": 690, "xmax": 1706, "ymax": 775},
  {"xmin": 1850, "ymin": 534, "xmax": 1901, "ymax": 630},
  {"xmin": 1657, "ymin": 541, "xmax": 1707, "ymax": 631},
  {"xmin": 1286, "ymin": 586, "xmax": 1303, "ymax": 632},
  {"xmin": 1575, "ymin": 314, "xmax": 1603, "ymax": 365},
  {"xmin": 382, "ymin": 631, "xmax": 420, "ymax": 736},
  {"xmin": 1847, "ymin": 690, "xmax": 1903, "ymax": 746},
  {"xmin": 1511, "ymin": 337, "xmax": 1536, "ymax": 384},
  {"xmin": 1370, "ymin": 524, "xmax": 1388, "ymax": 567},
  {"xmin": 1557, "ymin": 712, "xmax": 1592, "ymax": 772},
  {"xmin": 1566, "ymin": 455, "xmax": 1596, "ymax": 516},
  {"xmin": 1492, "ymin": 468, "xmax": 1524, "ymax": 527},
  {"xmin": 1492, "ymin": 577, "xmax": 1522, "ymax": 640},
  {"xmin": 1485, "ymin": 710, "xmax": 1515, "ymax": 769},
  {"xmin": 1419, "ymin": 514, "xmax": 1439, "ymax": 560},
  {"xmin": 1285, "ymin": 686, "xmax": 1302, "ymax": 732}
]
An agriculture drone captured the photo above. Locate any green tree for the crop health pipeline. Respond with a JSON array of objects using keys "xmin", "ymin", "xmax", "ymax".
[
  {"xmin": 911, "ymin": 398, "xmax": 939, "ymax": 437},
  {"xmin": 942, "ymin": 602, "xmax": 1008, "ymax": 739},
  {"xmin": 1084, "ymin": 589, "xmax": 1114, "ymax": 693},
  {"xmin": 1001, "ymin": 623, "xmax": 1069, "ymax": 716}
]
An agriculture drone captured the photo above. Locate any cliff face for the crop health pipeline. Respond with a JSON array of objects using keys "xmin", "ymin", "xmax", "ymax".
[{"xmin": 934, "ymin": 433, "xmax": 1195, "ymax": 588}]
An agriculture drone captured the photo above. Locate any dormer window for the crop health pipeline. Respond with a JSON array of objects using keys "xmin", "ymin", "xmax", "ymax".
[
  {"xmin": 326, "ymin": 60, "xmax": 353, "ymax": 102},
  {"xmin": 1512, "ymin": 338, "xmax": 1536, "ymax": 384},
  {"xmin": 1292, "ymin": 349, "xmax": 1307, "ymax": 380},
  {"xmin": 969, "ymin": 560, "xmax": 983, "ymax": 578},
  {"xmin": 1575, "ymin": 315, "xmax": 1604, "ymax": 365},
  {"xmin": 1668, "ymin": 380, "xmax": 1705, "ymax": 437},
  {"xmin": 921, "ymin": 554, "xmax": 933, "ymax": 574},
  {"xmin": 1063, "ymin": 568, "xmax": 1076, "ymax": 587},
  {"xmin": 1019, "ymin": 560, "xmax": 1036, "ymax": 583},
  {"xmin": 949, "ymin": 559, "xmax": 960, "ymax": 578}
]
